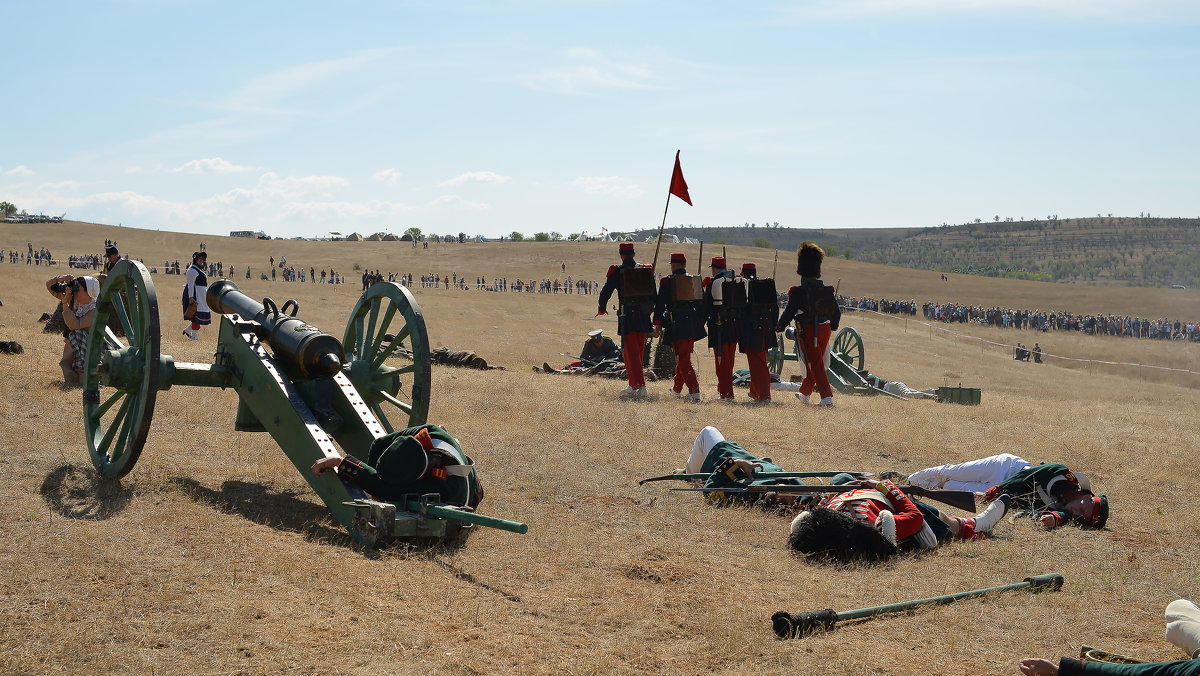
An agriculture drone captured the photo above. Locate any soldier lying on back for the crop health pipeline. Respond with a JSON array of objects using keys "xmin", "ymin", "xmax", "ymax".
[
  {"xmin": 684, "ymin": 426, "xmax": 807, "ymax": 507},
  {"xmin": 906, "ymin": 453, "xmax": 1108, "ymax": 530},
  {"xmin": 682, "ymin": 427, "xmax": 1011, "ymax": 561},
  {"xmin": 311, "ymin": 424, "xmax": 483, "ymax": 509}
]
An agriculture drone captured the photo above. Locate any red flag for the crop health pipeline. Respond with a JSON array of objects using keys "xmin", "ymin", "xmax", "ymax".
[{"xmin": 669, "ymin": 150, "xmax": 692, "ymax": 206}]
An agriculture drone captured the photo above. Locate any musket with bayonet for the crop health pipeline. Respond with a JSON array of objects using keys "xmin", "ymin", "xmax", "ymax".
[
  {"xmin": 669, "ymin": 483, "xmax": 978, "ymax": 513},
  {"xmin": 638, "ymin": 470, "xmax": 871, "ymax": 485}
]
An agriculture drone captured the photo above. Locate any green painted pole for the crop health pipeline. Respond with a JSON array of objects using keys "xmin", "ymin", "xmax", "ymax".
[
  {"xmin": 773, "ymin": 574, "xmax": 1063, "ymax": 638},
  {"xmin": 638, "ymin": 471, "xmax": 869, "ymax": 485},
  {"xmin": 406, "ymin": 500, "xmax": 528, "ymax": 534}
]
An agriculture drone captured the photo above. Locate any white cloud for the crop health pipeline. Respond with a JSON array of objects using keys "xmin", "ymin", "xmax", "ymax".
[
  {"xmin": 169, "ymin": 157, "xmax": 261, "ymax": 174},
  {"xmin": 124, "ymin": 166, "xmax": 143, "ymax": 175},
  {"xmin": 515, "ymin": 48, "xmax": 664, "ymax": 96},
  {"xmin": 438, "ymin": 171, "xmax": 511, "ymax": 187},
  {"xmin": 427, "ymin": 194, "xmax": 489, "ymax": 211},
  {"xmin": 373, "ymin": 168, "xmax": 404, "ymax": 184},
  {"xmin": 6, "ymin": 165, "xmax": 34, "ymax": 176},
  {"xmin": 572, "ymin": 176, "xmax": 644, "ymax": 198}
]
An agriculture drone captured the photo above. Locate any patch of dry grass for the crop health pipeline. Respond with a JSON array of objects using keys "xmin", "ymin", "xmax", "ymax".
[{"xmin": 1, "ymin": 223, "xmax": 1199, "ymax": 675}]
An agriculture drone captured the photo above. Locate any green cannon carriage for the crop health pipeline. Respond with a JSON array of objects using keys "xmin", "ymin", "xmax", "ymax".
[
  {"xmin": 767, "ymin": 325, "xmax": 906, "ymax": 399},
  {"xmin": 81, "ymin": 260, "xmax": 526, "ymax": 546}
]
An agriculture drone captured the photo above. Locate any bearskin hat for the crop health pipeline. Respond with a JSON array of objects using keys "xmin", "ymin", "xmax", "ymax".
[
  {"xmin": 797, "ymin": 242, "xmax": 824, "ymax": 278},
  {"xmin": 788, "ymin": 508, "xmax": 898, "ymax": 563}
]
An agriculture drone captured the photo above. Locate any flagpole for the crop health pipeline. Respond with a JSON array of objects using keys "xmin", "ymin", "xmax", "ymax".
[{"xmin": 651, "ymin": 186, "xmax": 671, "ymax": 273}]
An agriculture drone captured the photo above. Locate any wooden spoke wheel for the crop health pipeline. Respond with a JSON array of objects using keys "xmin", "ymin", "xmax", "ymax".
[
  {"xmin": 830, "ymin": 326, "xmax": 865, "ymax": 372},
  {"xmin": 83, "ymin": 260, "xmax": 161, "ymax": 478},
  {"xmin": 342, "ymin": 282, "xmax": 431, "ymax": 431},
  {"xmin": 768, "ymin": 331, "xmax": 797, "ymax": 378}
]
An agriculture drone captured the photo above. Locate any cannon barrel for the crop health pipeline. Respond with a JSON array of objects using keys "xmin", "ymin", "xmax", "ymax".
[{"xmin": 207, "ymin": 280, "xmax": 343, "ymax": 378}]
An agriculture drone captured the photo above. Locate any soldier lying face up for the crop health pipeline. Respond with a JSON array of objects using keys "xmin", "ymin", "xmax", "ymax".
[{"xmin": 906, "ymin": 453, "xmax": 1108, "ymax": 530}]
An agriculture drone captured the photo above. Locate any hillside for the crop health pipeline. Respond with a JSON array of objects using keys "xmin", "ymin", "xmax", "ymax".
[
  {"xmin": 637, "ymin": 216, "xmax": 1200, "ymax": 288},
  {"xmin": 2, "ymin": 220, "xmax": 1200, "ymax": 674}
]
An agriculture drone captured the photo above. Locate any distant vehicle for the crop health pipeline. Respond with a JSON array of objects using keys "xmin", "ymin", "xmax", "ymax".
[{"xmin": 1171, "ymin": 284, "xmax": 1187, "ymax": 290}]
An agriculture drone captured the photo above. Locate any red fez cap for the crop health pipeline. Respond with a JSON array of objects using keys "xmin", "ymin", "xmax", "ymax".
[
  {"xmin": 710, "ymin": 256, "xmax": 726, "ymax": 268},
  {"xmin": 741, "ymin": 262, "xmax": 756, "ymax": 272},
  {"xmin": 619, "ymin": 242, "xmax": 635, "ymax": 253},
  {"xmin": 670, "ymin": 252, "xmax": 686, "ymax": 264}
]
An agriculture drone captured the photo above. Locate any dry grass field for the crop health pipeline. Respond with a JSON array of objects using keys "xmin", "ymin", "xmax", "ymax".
[{"xmin": 2, "ymin": 222, "xmax": 1199, "ymax": 675}]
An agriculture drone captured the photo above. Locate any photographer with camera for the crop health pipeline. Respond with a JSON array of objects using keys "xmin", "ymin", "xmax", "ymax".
[{"xmin": 45, "ymin": 274, "xmax": 99, "ymax": 386}]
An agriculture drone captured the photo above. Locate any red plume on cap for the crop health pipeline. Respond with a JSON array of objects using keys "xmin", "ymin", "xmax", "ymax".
[
  {"xmin": 619, "ymin": 242, "xmax": 635, "ymax": 253},
  {"xmin": 710, "ymin": 256, "xmax": 726, "ymax": 268},
  {"xmin": 670, "ymin": 252, "xmax": 686, "ymax": 264}
]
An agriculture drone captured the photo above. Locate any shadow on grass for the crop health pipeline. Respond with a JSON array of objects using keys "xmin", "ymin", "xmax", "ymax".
[
  {"xmin": 40, "ymin": 464, "xmax": 133, "ymax": 520},
  {"xmin": 169, "ymin": 477, "xmax": 357, "ymax": 549}
]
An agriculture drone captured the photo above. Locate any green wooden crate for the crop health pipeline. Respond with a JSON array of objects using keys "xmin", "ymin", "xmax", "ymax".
[{"xmin": 937, "ymin": 386, "xmax": 981, "ymax": 405}]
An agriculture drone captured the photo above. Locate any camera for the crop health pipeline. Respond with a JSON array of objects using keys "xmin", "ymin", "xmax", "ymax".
[{"xmin": 50, "ymin": 278, "xmax": 81, "ymax": 294}]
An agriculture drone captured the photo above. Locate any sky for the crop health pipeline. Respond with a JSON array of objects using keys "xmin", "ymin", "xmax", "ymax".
[{"xmin": 3, "ymin": 0, "xmax": 1199, "ymax": 240}]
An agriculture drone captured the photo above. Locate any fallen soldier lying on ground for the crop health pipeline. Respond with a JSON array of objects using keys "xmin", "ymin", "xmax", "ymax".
[
  {"xmin": 787, "ymin": 476, "xmax": 1009, "ymax": 563},
  {"xmin": 905, "ymin": 453, "xmax": 1108, "ymax": 530},
  {"xmin": 311, "ymin": 424, "xmax": 483, "ymax": 509},
  {"xmin": 671, "ymin": 427, "xmax": 1011, "ymax": 562},
  {"xmin": 681, "ymin": 426, "xmax": 809, "ymax": 508},
  {"xmin": 861, "ymin": 372, "xmax": 939, "ymax": 399},
  {"xmin": 1019, "ymin": 599, "xmax": 1200, "ymax": 675}
]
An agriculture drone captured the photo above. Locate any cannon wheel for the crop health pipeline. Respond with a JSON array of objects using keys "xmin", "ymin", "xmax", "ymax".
[
  {"xmin": 343, "ymin": 282, "xmax": 431, "ymax": 431},
  {"xmin": 768, "ymin": 330, "xmax": 798, "ymax": 378},
  {"xmin": 83, "ymin": 260, "xmax": 160, "ymax": 479},
  {"xmin": 830, "ymin": 326, "xmax": 864, "ymax": 372}
]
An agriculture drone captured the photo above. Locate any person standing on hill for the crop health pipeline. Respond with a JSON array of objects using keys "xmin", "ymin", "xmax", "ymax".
[
  {"xmin": 597, "ymin": 242, "xmax": 654, "ymax": 396},
  {"xmin": 777, "ymin": 243, "xmax": 840, "ymax": 406},
  {"xmin": 102, "ymin": 244, "xmax": 120, "ymax": 275},
  {"xmin": 182, "ymin": 251, "xmax": 211, "ymax": 340},
  {"xmin": 703, "ymin": 256, "xmax": 742, "ymax": 400},
  {"xmin": 653, "ymin": 252, "xmax": 705, "ymax": 401}
]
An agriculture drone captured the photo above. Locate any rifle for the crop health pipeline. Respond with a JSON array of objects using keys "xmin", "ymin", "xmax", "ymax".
[
  {"xmin": 669, "ymin": 483, "xmax": 978, "ymax": 513},
  {"xmin": 639, "ymin": 471, "xmax": 871, "ymax": 485}
]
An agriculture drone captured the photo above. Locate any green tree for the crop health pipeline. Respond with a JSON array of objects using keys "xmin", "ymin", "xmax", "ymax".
[
  {"xmin": 713, "ymin": 238, "xmax": 727, "ymax": 245},
  {"xmin": 404, "ymin": 227, "xmax": 423, "ymax": 240},
  {"xmin": 825, "ymin": 244, "xmax": 839, "ymax": 257},
  {"xmin": 550, "ymin": 231, "xmax": 562, "ymax": 241},
  {"xmin": 752, "ymin": 237, "xmax": 770, "ymax": 248},
  {"xmin": 567, "ymin": 233, "xmax": 580, "ymax": 241},
  {"xmin": 0, "ymin": 201, "xmax": 16, "ymax": 218},
  {"xmin": 509, "ymin": 231, "xmax": 525, "ymax": 242},
  {"xmin": 534, "ymin": 232, "xmax": 550, "ymax": 242},
  {"xmin": 843, "ymin": 248, "xmax": 855, "ymax": 260}
]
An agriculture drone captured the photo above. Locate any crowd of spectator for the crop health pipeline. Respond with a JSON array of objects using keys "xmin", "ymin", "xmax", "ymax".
[{"xmin": 840, "ymin": 295, "xmax": 1200, "ymax": 342}]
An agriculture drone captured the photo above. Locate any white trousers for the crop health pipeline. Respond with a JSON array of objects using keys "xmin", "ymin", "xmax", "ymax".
[
  {"xmin": 907, "ymin": 453, "xmax": 1031, "ymax": 493},
  {"xmin": 685, "ymin": 426, "xmax": 726, "ymax": 474},
  {"xmin": 1166, "ymin": 599, "xmax": 1200, "ymax": 658}
]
